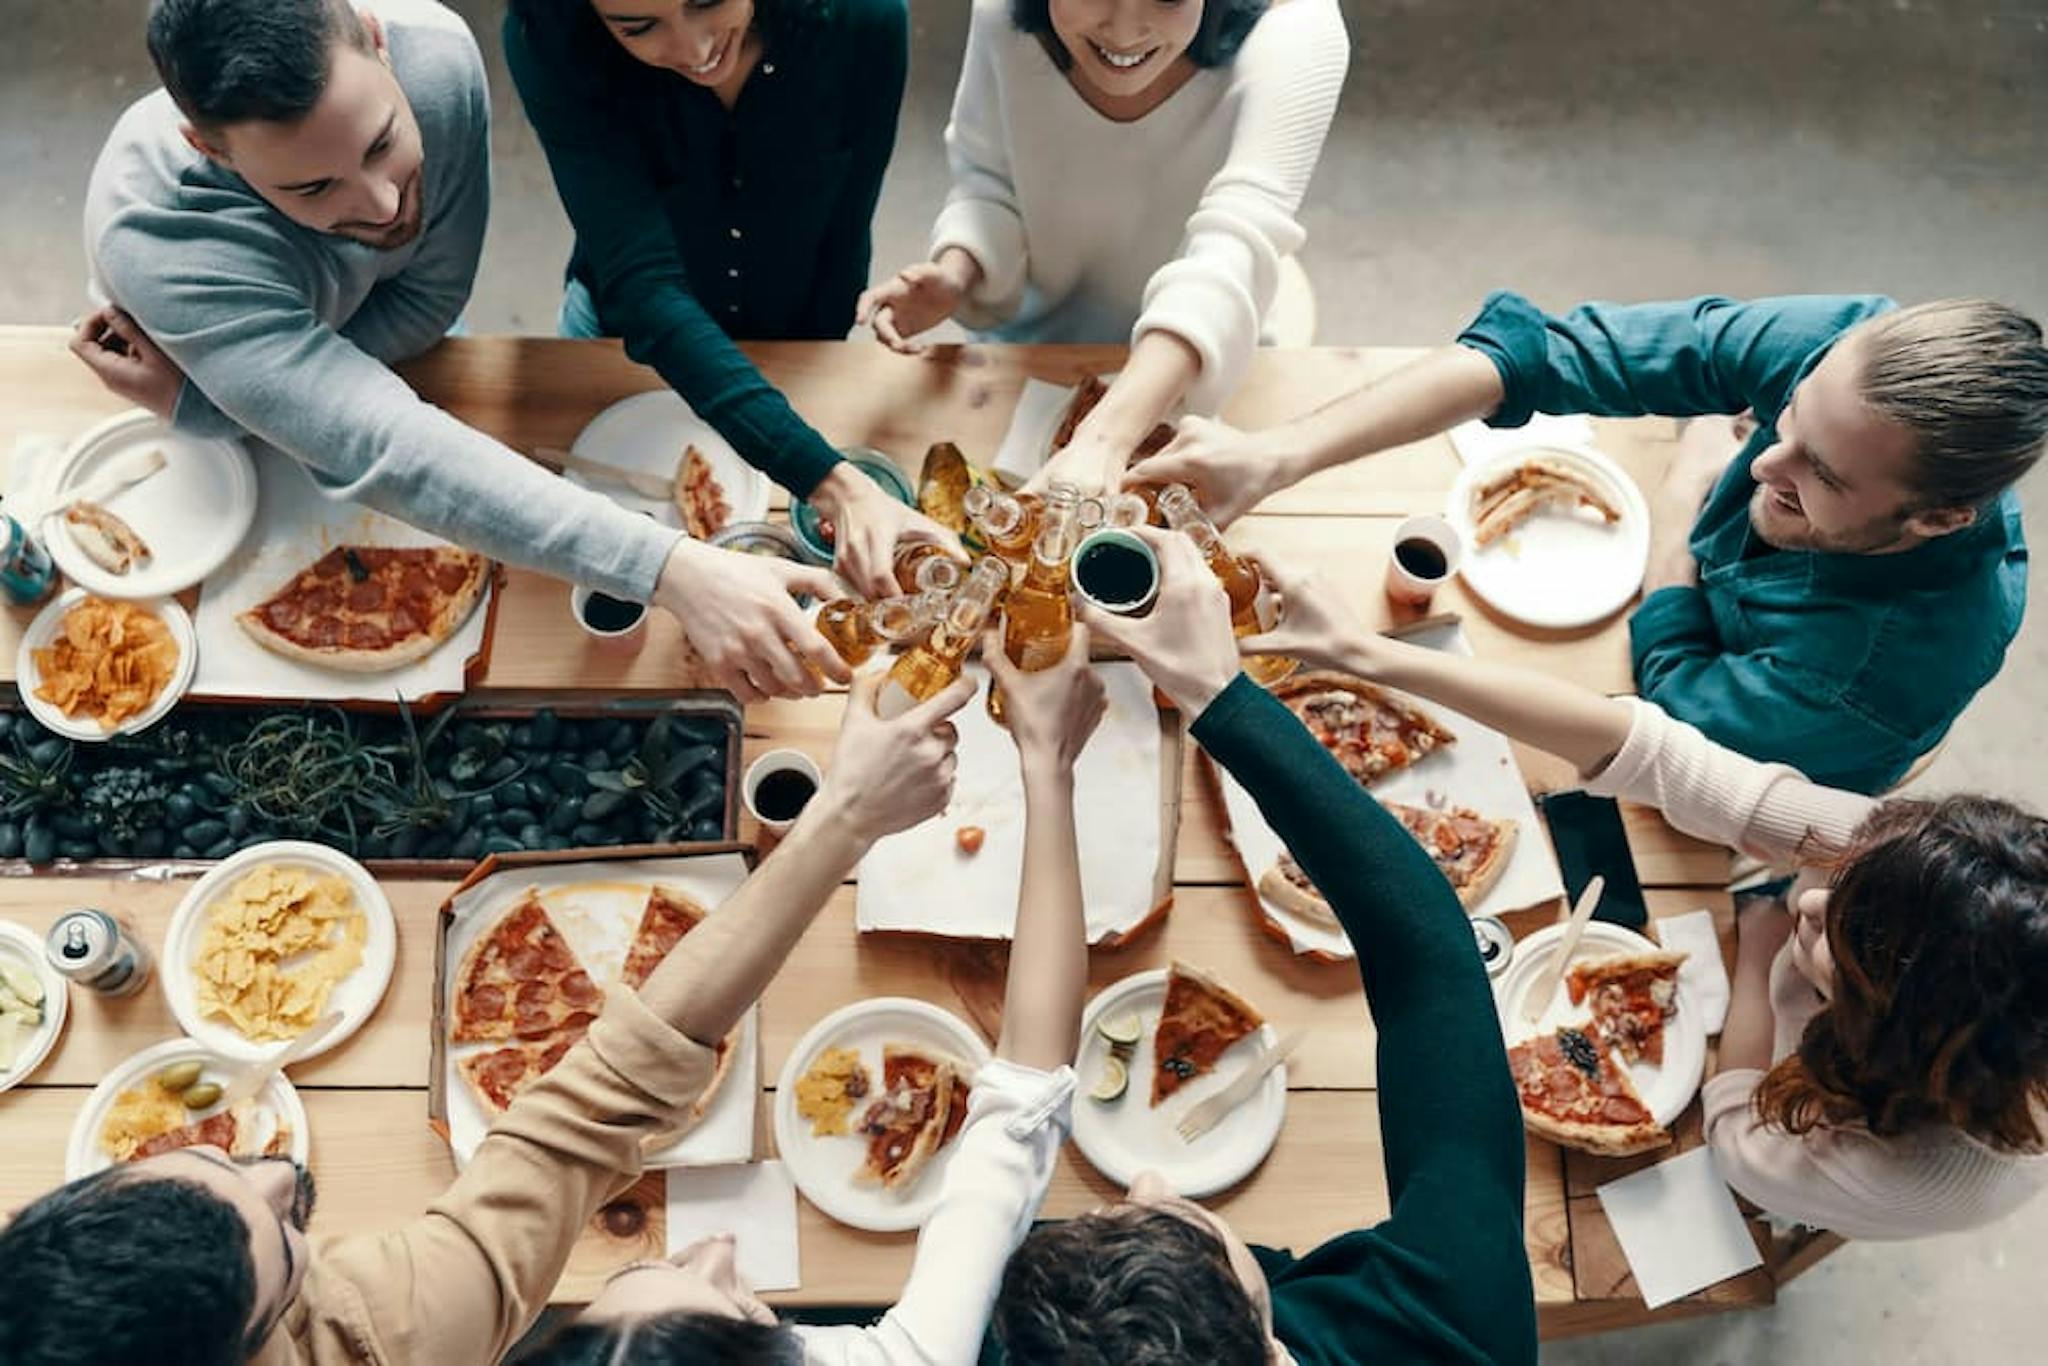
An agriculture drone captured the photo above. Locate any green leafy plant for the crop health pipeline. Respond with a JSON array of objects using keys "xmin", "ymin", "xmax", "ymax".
[
  {"xmin": 358, "ymin": 700, "xmax": 522, "ymax": 840},
  {"xmin": 0, "ymin": 733, "xmax": 77, "ymax": 819},
  {"xmin": 214, "ymin": 708, "xmax": 395, "ymax": 848},
  {"xmin": 78, "ymin": 767, "xmax": 171, "ymax": 845},
  {"xmin": 585, "ymin": 714, "xmax": 723, "ymax": 842}
]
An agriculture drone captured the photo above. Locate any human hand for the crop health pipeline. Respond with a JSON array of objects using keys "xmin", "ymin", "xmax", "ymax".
[
  {"xmin": 1027, "ymin": 425, "xmax": 1126, "ymax": 501},
  {"xmin": 1236, "ymin": 550, "xmax": 1383, "ymax": 675},
  {"xmin": 810, "ymin": 669, "xmax": 974, "ymax": 843},
  {"xmin": 984, "ymin": 624, "xmax": 1107, "ymax": 777},
  {"xmin": 1076, "ymin": 526, "xmax": 1241, "ymax": 717},
  {"xmin": 810, "ymin": 464, "xmax": 965, "ymax": 599},
  {"xmin": 1126, "ymin": 416, "xmax": 1289, "ymax": 528},
  {"xmin": 652, "ymin": 538, "xmax": 849, "ymax": 703},
  {"xmin": 855, "ymin": 250, "xmax": 978, "ymax": 356},
  {"xmin": 68, "ymin": 305, "xmax": 183, "ymax": 420}
]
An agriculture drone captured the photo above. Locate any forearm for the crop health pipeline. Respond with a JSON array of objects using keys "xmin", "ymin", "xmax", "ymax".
[
  {"xmin": 1075, "ymin": 331, "xmax": 1201, "ymax": 455},
  {"xmin": 637, "ymin": 798, "xmax": 869, "ymax": 1043},
  {"xmin": 1269, "ymin": 344, "xmax": 1507, "ymax": 486},
  {"xmin": 1350, "ymin": 636, "xmax": 1632, "ymax": 776},
  {"xmin": 996, "ymin": 762, "xmax": 1085, "ymax": 1071},
  {"xmin": 1718, "ymin": 907, "xmax": 1788, "ymax": 1074}
]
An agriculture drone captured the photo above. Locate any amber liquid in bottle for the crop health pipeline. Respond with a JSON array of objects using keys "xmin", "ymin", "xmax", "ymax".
[
  {"xmin": 989, "ymin": 485, "xmax": 1082, "ymax": 724},
  {"xmin": 878, "ymin": 557, "xmax": 1011, "ymax": 718},
  {"xmin": 1156, "ymin": 484, "xmax": 1298, "ymax": 687},
  {"xmin": 964, "ymin": 486, "xmax": 1042, "ymax": 572},
  {"xmin": 817, "ymin": 593, "xmax": 942, "ymax": 668},
  {"xmin": 893, "ymin": 541, "xmax": 964, "ymax": 595}
]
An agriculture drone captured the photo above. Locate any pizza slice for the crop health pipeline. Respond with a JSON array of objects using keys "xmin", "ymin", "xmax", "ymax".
[
  {"xmin": 122, "ymin": 1101, "xmax": 290, "ymax": 1163},
  {"xmin": 1505, "ymin": 1025, "xmax": 1669, "ymax": 1156},
  {"xmin": 1274, "ymin": 672, "xmax": 1456, "ymax": 787},
  {"xmin": 1256, "ymin": 853, "xmax": 1339, "ymax": 930},
  {"xmin": 457, "ymin": 1026, "xmax": 590, "ymax": 1115},
  {"xmin": 853, "ymin": 1044, "xmax": 971, "ymax": 1190},
  {"xmin": 63, "ymin": 501, "xmax": 152, "ymax": 575},
  {"xmin": 673, "ymin": 445, "xmax": 732, "ymax": 540},
  {"xmin": 1052, "ymin": 375, "xmax": 1109, "ymax": 452},
  {"xmin": 1472, "ymin": 456, "xmax": 1623, "ymax": 547},
  {"xmin": 1383, "ymin": 803, "xmax": 1518, "ymax": 909},
  {"xmin": 450, "ymin": 893, "xmax": 604, "ymax": 1043},
  {"xmin": 1567, "ymin": 949, "xmax": 1688, "ymax": 1066},
  {"xmin": 1152, "ymin": 961, "xmax": 1266, "ymax": 1106},
  {"xmin": 238, "ymin": 545, "xmax": 489, "ymax": 673},
  {"xmin": 620, "ymin": 885, "xmax": 711, "ymax": 989}
]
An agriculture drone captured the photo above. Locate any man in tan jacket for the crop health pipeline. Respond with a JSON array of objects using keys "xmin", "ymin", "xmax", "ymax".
[{"xmin": 0, "ymin": 673, "xmax": 973, "ymax": 1366}]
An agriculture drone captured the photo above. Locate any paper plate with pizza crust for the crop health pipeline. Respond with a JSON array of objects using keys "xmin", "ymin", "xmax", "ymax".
[
  {"xmin": 568, "ymin": 390, "xmax": 769, "ymax": 534},
  {"xmin": 774, "ymin": 997, "xmax": 992, "ymax": 1233},
  {"xmin": 1493, "ymin": 920, "xmax": 1706, "ymax": 1132},
  {"xmin": 1069, "ymin": 968, "xmax": 1285, "ymax": 1199},
  {"xmin": 1446, "ymin": 444, "xmax": 1650, "ymax": 630}
]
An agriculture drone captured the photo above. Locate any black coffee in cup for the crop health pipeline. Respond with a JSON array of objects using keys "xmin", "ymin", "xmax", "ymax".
[
  {"xmin": 1393, "ymin": 537, "xmax": 1448, "ymax": 580},
  {"xmin": 753, "ymin": 767, "xmax": 817, "ymax": 823},
  {"xmin": 581, "ymin": 591, "xmax": 646, "ymax": 634},
  {"xmin": 1074, "ymin": 538, "xmax": 1155, "ymax": 609}
]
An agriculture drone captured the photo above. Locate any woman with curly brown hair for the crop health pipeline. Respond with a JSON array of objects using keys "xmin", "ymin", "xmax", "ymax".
[{"xmin": 1241, "ymin": 552, "xmax": 2048, "ymax": 1240}]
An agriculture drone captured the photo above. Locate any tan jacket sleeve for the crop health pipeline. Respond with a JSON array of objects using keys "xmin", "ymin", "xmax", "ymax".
[{"xmin": 295, "ymin": 987, "xmax": 714, "ymax": 1366}]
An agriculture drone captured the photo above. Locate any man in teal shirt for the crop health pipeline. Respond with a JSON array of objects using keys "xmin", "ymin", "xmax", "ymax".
[{"xmin": 1131, "ymin": 291, "xmax": 2048, "ymax": 793}]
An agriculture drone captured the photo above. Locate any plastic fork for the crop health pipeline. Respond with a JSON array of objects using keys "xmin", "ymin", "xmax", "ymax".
[{"xmin": 1176, "ymin": 1030, "xmax": 1304, "ymax": 1143}]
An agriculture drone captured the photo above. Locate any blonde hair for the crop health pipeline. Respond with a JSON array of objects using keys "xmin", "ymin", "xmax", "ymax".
[{"xmin": 1854, "ymin": 299, "xmax": 2048, "ymax": 509}]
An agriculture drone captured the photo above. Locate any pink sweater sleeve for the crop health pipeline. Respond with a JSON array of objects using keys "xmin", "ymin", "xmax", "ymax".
[{"xmin": 1583, "ymin": 698, "xmax": 1876, "ymax": 863}]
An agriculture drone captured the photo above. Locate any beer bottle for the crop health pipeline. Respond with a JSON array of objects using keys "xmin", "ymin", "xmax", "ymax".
[
  {"xmin": 816, "ymin": 591, "xmax": 947, "ymax": 668},
  {"xmin": 1155, "ymin": 483, "xmax": 1298, "ymax": 687},
  {"xmin": 892, "ymin": 541, "xmax": 965, "ymax": 595},
  {"xmin": 876, "ymin": 555, "xmax": 1011, "ymax": 718},
  {"xmin": 989, "ymin": 483, "xmax": 1083, "ymax": 724},
  {"xmin": 962, "ymin": 485, "xmax": 1042, "ymax": 572}
]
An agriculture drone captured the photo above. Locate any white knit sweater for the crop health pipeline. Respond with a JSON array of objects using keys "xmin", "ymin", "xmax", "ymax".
[
  {"xmin": 1587, "ymin": 699, "xmax": 2048, "ymax": 1239},
  {"xmin": 930, "ymin": 0, "xmax": 1348, "ymax": 414}
]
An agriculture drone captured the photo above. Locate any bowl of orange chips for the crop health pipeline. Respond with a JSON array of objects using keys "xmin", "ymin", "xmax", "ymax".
[{"xmin": 18, "ymin": 589, "xmax": 197, "ymax": 741}]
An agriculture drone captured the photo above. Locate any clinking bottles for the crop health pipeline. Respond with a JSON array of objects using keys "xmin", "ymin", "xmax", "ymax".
[
  {"xmin": 876, "ymin": 555, "xmax": 1011, "ymax": 718},
  {"xmin": 892, "ymin": 541, "xmax": 965, "ymax": 595},
  {"xmin": 989, "ymin": 483, "xmax": 1083, "ymax": 724},
  {"xmin": 816, "ymin": 591, "xmax": 947, "ymax": 668},
  {"xmin": 963, "ymin": 485, "xmax": 1043, "ymax": 572},
  {"xmin": 1154, "ymin": 483, "xmax": 1298, "ymax": 687}
]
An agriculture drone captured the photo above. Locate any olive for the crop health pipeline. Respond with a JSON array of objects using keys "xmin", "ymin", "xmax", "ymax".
[
  {"xmin": 545, "ymin": 803, "xmax": 580, "ymax": 835},
  {"xmin": 24, "ymin": 824, "xmax": 56, "ymax": 866},
  {"xmin": 529, "ymin": 710, "xmax": 561, "ymax": 748},
  {"xmin": 185, "ymin": 820, "xmax": 228, "ymax": 848},
  {"xmin": 482, "ymin": 832, "xmax": 523, "ymax": 855},
  {"xmin": 180, "ymin": 1081, "xmax": 224, "ymax": 1111},
  {"xmin": 164, "ymin": 793, "xmax": 197, "ymax": 825},
  {"xmin": 443, "ymin": 797, "xmax": 472, "ymax": 830},
  {"xmin": 517, "ymin": 822, "xmax": 548, "ymax": 849},
  {"xmin": 554, "ymin": 718, "xmax": 587, "ymax": 750},
  {"xmin": 359, "ymin": 835, "xmax": 393, "ymax": 860},
  {"xmin": 548, "ymin": 761, "xmax": 586, "ymax": 794},
  {"xmin": 159, "ymin": 1061, "xmax": 205, "ymax": 1092}
]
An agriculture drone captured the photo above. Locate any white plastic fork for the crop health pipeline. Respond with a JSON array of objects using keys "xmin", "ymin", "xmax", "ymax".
[{"xmin": 1176, "ymin": 1030, "xmax": 1304, "ymax": 1143}]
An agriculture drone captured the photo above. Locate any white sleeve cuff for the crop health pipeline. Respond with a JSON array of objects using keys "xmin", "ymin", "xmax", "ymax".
[{"xmin": 932, "ymin": 197, "xmax": 1029, "ymax": 330}]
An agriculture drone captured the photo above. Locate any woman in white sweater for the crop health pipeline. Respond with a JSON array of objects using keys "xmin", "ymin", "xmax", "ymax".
[
  {"xmin": 857, "ymin": 0, "xmax": 1348, "ymax": 496},
  {"xmin": 1236, "ymin": 554, "xmax": 2048, "ymax": 1242}
]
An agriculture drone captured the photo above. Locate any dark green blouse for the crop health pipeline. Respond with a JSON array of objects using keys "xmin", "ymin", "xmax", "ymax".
[{"xmin": 504, "ymin": 0, "xmax": 909, "ymax": 497}]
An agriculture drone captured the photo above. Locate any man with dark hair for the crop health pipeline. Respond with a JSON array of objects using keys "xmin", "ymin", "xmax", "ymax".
[
  {"xmin": 0, "ymin": 673, "xmax": 974, "ymax": 1366},
  {"xmin": 72, "ymin": 0, "xmax": 851, "ymax": 704},
  {"xmin": 1138, "ymin": 292, "xmax": 2048, "ymax": 793}
]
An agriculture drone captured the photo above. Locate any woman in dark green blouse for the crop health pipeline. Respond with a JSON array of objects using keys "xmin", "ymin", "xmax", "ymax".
[{"xmin": 505, "ymin": 0, "xmax": 955, "ymax": 596}]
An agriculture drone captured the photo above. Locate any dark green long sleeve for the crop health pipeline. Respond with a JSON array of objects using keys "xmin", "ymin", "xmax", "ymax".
[{"xmin": 1191, "ymin": 676, "xmax": 1536, "ymax": 1366}]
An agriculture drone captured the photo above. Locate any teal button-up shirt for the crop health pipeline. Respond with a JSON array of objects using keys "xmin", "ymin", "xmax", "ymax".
[{"xmin": 1459, "ymin": 291, "xmax": 2027, "ymax": 794}]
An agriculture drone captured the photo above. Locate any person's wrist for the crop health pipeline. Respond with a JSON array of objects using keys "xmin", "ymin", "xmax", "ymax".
[
  {"xmin": 1019, "ymin": 751, "xmax": 1078, "ymax": 789},
  {"xmin": 1160, "ymin": 662, "xmax": 1235, "ymax": 719},
  {"xmin": 797, "ymin": 782, "xmax": 881, "ymax": 855},
  {"xmin": 653, "ymin": 536, "xmax": 712, "ymax": 611},
  {"xmin": 934, "ymin": 247, "xmax": 980, "ymax": 295},
  {"xmin": 810, "ymin": 463, "xmax": 865, "ymax": 518}
]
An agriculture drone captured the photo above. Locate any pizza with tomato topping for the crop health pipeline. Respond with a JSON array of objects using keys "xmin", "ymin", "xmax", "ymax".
[
  {"xmin": 1152, "ymin": 961, "xmax": 1266, "ymax": 1106},
  {"xmin": 1567, "ymin": 949, "xmax": 1688, "ymax": 1067},
  {"xmin": 238, "ymin": 545, "xmax": 489, "ymax": 673},
  {"xmin": 853, "ymin": 1044, "xmax": 971, "ymax": 1190},
  {"xmin": 673, "ymin": 445, "xmax": 732, "ymax": 540},
  {"xmin": 1505, "ymin": 1025, "xmax": 1669, "ymax": 1156},
  {"xmin": 1272, "ymin": 672, "xmax": 1456, "ymax": 787},
  {"xmin": 1258, "ymin": 804, "xmax": 1516, "ymax": 928}
]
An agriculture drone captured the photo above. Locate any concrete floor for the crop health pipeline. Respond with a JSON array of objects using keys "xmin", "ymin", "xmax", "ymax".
[{"xmin": 5, "ymin": 1, "xmax": 2044, "ymax": 1358}]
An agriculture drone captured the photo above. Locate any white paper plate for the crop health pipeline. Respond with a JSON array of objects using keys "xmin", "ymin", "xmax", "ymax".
[
  {"xmin": 0, "ymin": 920, "xmax": 68, "ymax": 1091},
  {"xmin": 16, "ymin": 589, "xmax": 197, "ymax": 742},
  {"xmin": 66, "ymin": 1037, "xmax": 311, "ymax": 1181},
  {"xmin": 1493, "ymin": 920, "xmax": 1706, "ymax": 1129},
  {"xmin": 44, "ymin": 410, "xmax": 258, "ymax": 599},
  {"xmin": 570, "ymin": 390, "xmax": 770, "ymax": 529},
  {"xmin": 1447, "ymin": 444, "xmax": 1650, "ymax": 629},
  {"xmin": 774, "ymin": 997, "xmax": 992, "ymax": 1232},
  {"xmin": 1070, "ymin": 971, "xmax": 1285, "ymax": 1199},
  {"xmin": 162, "ymin": 842, "xmax": 397, "ymax": 1064}
]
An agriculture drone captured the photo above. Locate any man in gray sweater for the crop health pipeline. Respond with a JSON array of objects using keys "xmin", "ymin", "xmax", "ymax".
[{"xmin": 72, "ymin": 0, "xmax": 848, "ymax": 701}]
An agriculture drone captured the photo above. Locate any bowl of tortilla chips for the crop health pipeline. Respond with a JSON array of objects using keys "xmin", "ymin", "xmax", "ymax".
[{"xmin": 17, "ymin": 589, "xmax": 197, "ymax": 741}]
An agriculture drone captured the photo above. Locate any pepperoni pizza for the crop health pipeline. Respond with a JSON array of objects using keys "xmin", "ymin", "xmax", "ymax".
[
  {"xmin": 238, "ymin": 545, "xmax": 489, "ymax": 673},
  {"xmin": 1272, "ymin": 672, "xmax": 1456, "ymax": 787},
  {"xmin": 1567, "ymin": 949, "xmax": 1688, "ymax": 1066},
  {"xmin": 1505, "ymin": 1024, "xmax": 1669, "ymax": 1156}
]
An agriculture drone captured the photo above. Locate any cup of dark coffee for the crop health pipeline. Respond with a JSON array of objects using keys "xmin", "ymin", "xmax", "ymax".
[
  {"xmin": 743, "ymin": 749, "xmax": 822, "ymax": 834},
  {"xmin": 1385, "ymin": 515, "xmax": 1462, "ymax": 609},
  {"xmin": 1068, "ymin": 529, "xmax": 1160, "ymax": 616},
  {"xmin": 569, "ymin": 585, "xmax": 650, "ymax": 655}
]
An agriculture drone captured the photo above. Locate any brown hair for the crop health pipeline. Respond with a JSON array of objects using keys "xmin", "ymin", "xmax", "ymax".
[
  {"xmin": 1854, "ymin": 299, "xmax": 2048, "ymax": 510},
  {"xmin": 1755, "ymin": 795, "xmax": 2048, "ymax": 1150}
]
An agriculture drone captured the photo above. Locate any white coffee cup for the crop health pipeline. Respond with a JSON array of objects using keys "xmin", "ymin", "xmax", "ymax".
[
  {"xmin": 1068, "ymin": 529, "xmax": 1160, "ymax": 616},
  {"xmin": 1385, "ymin": 514, "xmax": 1463, "ymax": 608},
  {"xmin": 743, "ymin": 749, "xmax": 823, "ymax": 834},
  {"xmin": 569, "ymin": 585, "xmax": 650, "ymax": 655}
]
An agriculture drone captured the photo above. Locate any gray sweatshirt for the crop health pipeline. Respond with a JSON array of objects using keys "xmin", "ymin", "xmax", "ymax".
[{"xmin": 82, "ymin": 0, "xmax": 679, "ymax": 602}]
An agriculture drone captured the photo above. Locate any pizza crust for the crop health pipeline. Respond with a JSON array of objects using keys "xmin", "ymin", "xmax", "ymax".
[
  {"xmin": 1458, "ymin": 816, "xmax": 1518, "ymax": 909},
  {"xmin": 1519, "ymin": 1105, "xmax": 1670, "ymax": 1157},
  {"xmin": 237, "ymin": 548, "xmax": 488, "ymax": 674},
  {"xmin": 854, "ymin": 1046, "xmax": 967, "ymax": 1189},
  {"xmin": 1152, "ymin": 961, "xmax": 1266, "ymax": 1106},
  {"xmin": 1566, "ymin": 949, "xmax": 1689, "ymax": 996},
  {"xmin": 1256, "ymin": 860, "xmax": 1338, "ymax": 930}
]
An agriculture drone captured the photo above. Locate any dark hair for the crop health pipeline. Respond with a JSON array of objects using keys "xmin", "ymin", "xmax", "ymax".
[
  {"xmin": 1854, "ymin": 299, "xmax": 2048, "ymax": 510},
  {"xmin": 994, "ymin": 1209, "xmax": 1268, "ymax": 1365},
  {"xmin": 1755, "ymin": 796, "xmax": 2048, "ymax": 1150},
  {"xmin": 507, "ymin": 0, "xmax": 828, "ymax": 88},
  {"xmin": 1009, "ymin": 0, "xmax": 1270, "ymax": 69},
  {"xmin": 0, "ymin": 1170, "xmax": 258, "ymax": 1366},
  {"xmin": 147, "ymin": 0, "xmax": 371, "ymax": 130},
  {"xmin": 521, "ymin": 1312, "xmax": 801, "ymax": 1365}
]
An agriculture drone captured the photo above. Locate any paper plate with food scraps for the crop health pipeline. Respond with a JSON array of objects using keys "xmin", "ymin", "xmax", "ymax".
[
  {"xmin": 17, "ymin": 589, "xmax": 197, "ymax": 742},
  {"xmin": 440, "ymin": 854, "xmax": 756, "ymax": 1169},
  {"xmin": 856, "ymin": 661, "xmax": 1166, "ymax": 944},
  {"xmin": 161, "ymin": 841, "xmax": 398, "ymax": 1065},
  {"xmin": 568, "ymin": 390, "xmax": 769, "ymax": 533},
  {"xmin": 66, "ymin": 1036, "xmax": 310, "ymax": 1181},
  {"xmin": 1215, "ymin": 625, "xmax": 1564, "ymax": 960},
  {"xmin": 41, "ymin": 409, "xmax": 259, "ymax": 600},
  {"xmin": 0, "ymin": 920, "xmax": 68, "ymax": 1092},
  {"xmin": 1493, "ymin": 920, "xmax": 1706, "ymax": 1128},
  {"xmin": 1446, "ymin": 444, "xmax": 1650, "ymax": 630},
  {"xmin": 774, "ymin": 996, "xmax": 992, "ymax": 1233},
  {"xmin": 190, "ymin": 444, "xmax": 493, "ymax": 704},
  {"xmin": 1069, "ymin": 970, "xmax": 1285, "ymax": 1199}
]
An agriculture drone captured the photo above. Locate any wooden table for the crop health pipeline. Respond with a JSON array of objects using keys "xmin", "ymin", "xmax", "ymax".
[{"xmin": 0, "ymin": 327, "xmax": 1789, "ymax": 1338}]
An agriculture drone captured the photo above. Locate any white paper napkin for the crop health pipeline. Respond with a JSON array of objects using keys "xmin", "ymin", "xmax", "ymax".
[
  {"xmin": 4, "ymin": 434, "xmax": 66, "ymax": 520},
  {"xmin": 1596, "ymin": 1146, "xmax": 1762, "ymax": 1307},
  {"xmin": 991, "ymin": 378, "xmax": 1078, "ymax": 488},
  {"xmin": 665, "ymin": 1161, "xmax": 801, "ymax": 1292},
  {"xmin": 1656, "ymin": 909, "xmax": 1730, "ymax": 1035},
  {"xmin": 1447, "ymin": 413, "xmax": 1596, "ymax": 466}
]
